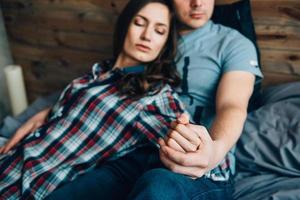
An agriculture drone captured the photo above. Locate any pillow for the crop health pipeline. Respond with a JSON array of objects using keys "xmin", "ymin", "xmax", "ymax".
[
  {"xmin": 212, "ymin": 0, "xmax": 259, "ymax": 58},
  {"xmin": 260, "ymin": 81, "xmax": 300, "ymax": 105}
]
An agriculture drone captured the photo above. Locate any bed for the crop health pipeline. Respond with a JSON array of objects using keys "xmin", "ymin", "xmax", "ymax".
[{"xmin": 233, "ymin": 81, "xmax": 300, "ymax": 200}]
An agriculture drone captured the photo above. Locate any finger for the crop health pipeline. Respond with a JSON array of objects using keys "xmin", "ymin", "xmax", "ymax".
[
  {"xmin": 3, "ymin": 141, "xmax": 16, "ymax": 153},
  {"xmin": 172, "ymin": 124, "xmax": 202, "ymax": 147},
  {"xmin": 159, "ymin": 137, "xmax": 185, "ymax": 153},
  {"xmin": 0, "ymin": 146, "xmax": 5, "ymax": 154},
  {"xmin": 33, "ymin": 121, "xmax": 43, "ymax": 130},
  {"xmin": 17, "ymin": 123, "xmax": 35, "ymax": 138},
  {"xmin": 161, "ymin": 145, "xmax": 209, "ymax": 168},
  {"xmin": 177, "ymin": 113, "xmax": 189, "ymax": 125},
  {"xmin": 170, "ymin": 121, "xmax": 178, "ymax": 129},
  {"xmin": 167, "ymin": 130, "xmax": 198, "ymax": 152},
  {"xmin": 4, "ymin": 138, "xmax": 20, "ymax": 153},
  {"xmin": 158, "ymin": 137, "xmax": 167, "ymax": 149},
  {"xmin": 159, "ymin": 149, "xmax": 205, "ymax": 178},
  {"xmin": 187, "ymin": 124, "xmax": 211, "ymax": 143},
  {"xmin": 164, "ymin": 137, "xmax": 185, "ymax": 152},
  {"xmin": 3, "ymin": 124, "xmax": 33, "ymax": 153}
]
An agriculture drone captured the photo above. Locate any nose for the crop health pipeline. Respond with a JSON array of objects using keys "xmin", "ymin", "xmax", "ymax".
[
  {"xmin": 141, "ymin": 26, "xmax": 151, "ymax": 42},
  {"xmin": 191, "ymin": 0, "xmax": 203, "ymax": 8}
]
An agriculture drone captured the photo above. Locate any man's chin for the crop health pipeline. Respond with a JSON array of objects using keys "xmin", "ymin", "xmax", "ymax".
[
  {"xmin": 179, "ymin": 20, "xmax": 208, "ymax": 34},
  {"xmin": 190, "ymin": 19, "xmax": 208, "ymax": 28}
]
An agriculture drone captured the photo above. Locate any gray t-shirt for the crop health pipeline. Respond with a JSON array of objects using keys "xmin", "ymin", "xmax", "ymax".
[{"xmin": 175, "ymin": 20, "xmax": 263, "ymax": 180}]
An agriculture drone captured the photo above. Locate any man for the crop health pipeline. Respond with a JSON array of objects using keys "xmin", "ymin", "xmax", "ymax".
[
  {"xmin": 1, "ymin": 0, "xmax": 262, "ymax": 199},
  {"xmin": 127, "ymin": 0, "xmax": 263, "ymax": 199}
]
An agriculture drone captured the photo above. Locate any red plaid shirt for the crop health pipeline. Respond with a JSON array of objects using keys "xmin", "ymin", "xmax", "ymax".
[{"xmin": 0, "ymin": 61, "xmax": 186, "ymax": 200}]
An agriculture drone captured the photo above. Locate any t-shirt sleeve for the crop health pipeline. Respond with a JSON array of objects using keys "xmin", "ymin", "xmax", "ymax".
[
  {"xmin": 222, "ymin": 31, "xmax": 263, "ymax": 84},
  {"xmin": 134, "ymin": 86, "xmax": 189, "ymax": 145}
]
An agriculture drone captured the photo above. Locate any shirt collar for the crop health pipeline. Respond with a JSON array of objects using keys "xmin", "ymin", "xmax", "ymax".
[
  {"xmin": 92, "ymin": 59, "xmax": 146, "ymax": 80},
  {"xmin": 179, "ymin": 20, "xmax": 213, "ymax": 45}
]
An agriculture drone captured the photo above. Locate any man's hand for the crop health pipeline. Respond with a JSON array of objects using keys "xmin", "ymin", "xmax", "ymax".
[
  {"xmin": 158, "ymin": 114, "xmax": 216, "ymax": 178},
  {"xmin": 0, "ymin": 108, "xmax": 51, "ymax": 154}
]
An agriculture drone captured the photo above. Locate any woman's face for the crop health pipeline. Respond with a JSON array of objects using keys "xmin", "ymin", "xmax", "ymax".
[{"xmin": 120, "ymin": 2, "xmax": 171, "ymax": 66}]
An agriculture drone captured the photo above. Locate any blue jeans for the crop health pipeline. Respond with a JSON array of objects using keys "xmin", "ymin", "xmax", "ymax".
[
  {"xmin": 128, "ymin": 168, "xmax": 233, "ymax": 200},
  {"xmin": 45, "ymin": 146, "xmax": 233, "ymax": 200}
]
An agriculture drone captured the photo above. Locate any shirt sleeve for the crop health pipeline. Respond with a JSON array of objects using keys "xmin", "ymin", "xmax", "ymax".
[
  {"xmin": 134, "ymin": 86, "xmax": 189, "ymax": 145},
  {"xmin": 222, "ymin": 31, "xmax": 263, "ymax": 85}
]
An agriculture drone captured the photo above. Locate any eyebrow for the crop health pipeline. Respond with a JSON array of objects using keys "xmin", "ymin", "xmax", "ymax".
[{"xmin": 136, "ymin": 14, "xmax": 169, "ymax": 27}]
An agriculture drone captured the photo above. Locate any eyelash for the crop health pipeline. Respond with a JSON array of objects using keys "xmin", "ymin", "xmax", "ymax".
[
  {"xmin": 134, "ymin": 19, "xmax": 165, "ymax": 35},
  {"xmin": 155, "ymin": 30, "xmax": 165, "ymax": 35},
  {"xmin": 134, "ymin": 20, "xmax": 145, "ymax": 26}
]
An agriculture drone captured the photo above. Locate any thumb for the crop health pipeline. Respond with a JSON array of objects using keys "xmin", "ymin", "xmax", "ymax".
[{"xmin": 177, "ymin": 113, "xmax": 189, "ymax": 125}]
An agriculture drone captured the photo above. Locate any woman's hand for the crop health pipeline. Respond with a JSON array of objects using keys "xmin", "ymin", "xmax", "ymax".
[
  {"xmin": 159, "ymin": 114, "xmax": 215, "ymax": 178},
  {"xmin": 0, "ymin": 108, "xmax": 51, "ymax": 154}
]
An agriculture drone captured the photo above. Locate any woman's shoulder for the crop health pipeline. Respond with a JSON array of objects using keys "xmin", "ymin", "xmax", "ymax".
[
  {"xmin": 91, "ymin": 59, "xmax": 114, "ymax": 77},
  {"xmin": 140, "ymin": 84, "xmax": 180, "ymax": 105}
]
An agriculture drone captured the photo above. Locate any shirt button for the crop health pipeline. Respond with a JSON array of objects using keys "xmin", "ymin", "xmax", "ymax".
[{"xmin": 34, "ymin": 132, "xmax": 40, "ymax": 138}]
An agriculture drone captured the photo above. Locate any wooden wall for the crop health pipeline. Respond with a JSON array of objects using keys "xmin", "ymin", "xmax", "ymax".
[
  {"xmin": 252, "ymin": 0, "xmax": 300, "ymax": 86},
  {"xmin": 1, "ymin": 0, "xmax": 300, "ymax": 102}
]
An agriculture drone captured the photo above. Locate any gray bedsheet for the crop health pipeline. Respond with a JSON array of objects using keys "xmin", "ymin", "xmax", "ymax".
[{"xmin": 234, "ymin": 82, "xmax": 300, "ymax": 200}]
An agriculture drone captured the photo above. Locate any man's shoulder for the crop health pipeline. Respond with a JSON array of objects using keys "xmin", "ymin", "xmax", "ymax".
[
  {"xmin": 210, "ymin": 22, "xmax": 255, "ymax": 51},
  {"xmin": 210, "ymin": 21, "xmax": 245, "ymax": 41}
]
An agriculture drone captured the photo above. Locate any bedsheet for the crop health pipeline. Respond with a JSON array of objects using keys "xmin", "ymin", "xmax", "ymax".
[{"xmin": 234, "ymin": 82, "xmax": 300, "ymax": 200}]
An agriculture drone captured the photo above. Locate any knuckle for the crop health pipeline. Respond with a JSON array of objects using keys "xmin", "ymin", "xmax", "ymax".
[
  {"xmin": 198, "ymin": 126, "xmax": 206, "ymax": 132},
  {"xmin": 169, "ymin": 165, "xmax": 178, "ymax": 172},
  {"xmin": 181, "ymin": 157, "xmax": 190, "ymax": 166},
  {"xmin": 186, "ymin": 143, "xmax": 197, "ymax": 152},
  {"xmin": 195, "ymin": 169, "xmax": 204, "ymax": 178},
  {"xmin": 166, "ymin": 139, "xmax": 173, "ymax": 147},
  {"xmin": 169, "ymin": 130, "xmax": 177, "ymax": 138},
  {"xmin": 193, "ymin": 139, "xmax": 201, "ymax": 147},
  {"xmin": 191, "ymin": 145, "xmax": 198, "ymax": 152},
  {"xmin": 202, "ymin": 159, "xmax": 210, "ymax": 168},
  {"xmin": 175, "ymin": 123, "xmax": 184, "ymax": 130}
]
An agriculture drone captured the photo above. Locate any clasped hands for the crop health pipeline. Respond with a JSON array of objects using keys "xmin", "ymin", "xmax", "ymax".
[{"xmin": 158, "ymin": 114, "xmax": 215, "ymax": 178}]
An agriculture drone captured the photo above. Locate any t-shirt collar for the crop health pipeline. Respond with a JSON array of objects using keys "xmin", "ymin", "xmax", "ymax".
[{"xmin": 179, "ymin": 20, "xmax": 213, "ymax": 44}]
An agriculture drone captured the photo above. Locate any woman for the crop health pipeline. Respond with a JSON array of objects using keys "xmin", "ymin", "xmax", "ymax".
[{"xmin": 0, "ymin": 0, "xmax": 187, "ymax": 199}]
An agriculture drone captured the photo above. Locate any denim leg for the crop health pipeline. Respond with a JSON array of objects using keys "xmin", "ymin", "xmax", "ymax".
[
  {"xmin": 45, "ymin": 145, "xmax": 161, "ymax": 200},
  {"xmin": 127, "ymin": 168, "xmax": 233, "ymax": 200},
  {"xmin": 44, "ymin": 165, "xmax": 130, "ymax": 200}
]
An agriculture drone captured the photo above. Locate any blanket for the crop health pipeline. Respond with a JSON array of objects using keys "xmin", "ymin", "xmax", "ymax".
[{"xmin": 234, "ymin": 82, "xmax": 300, "ymax": 200}]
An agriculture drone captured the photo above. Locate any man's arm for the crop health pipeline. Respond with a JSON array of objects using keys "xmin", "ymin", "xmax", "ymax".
[{"xmin": 158, "ymin": 71, "xmax": 255, "ymax": 178}]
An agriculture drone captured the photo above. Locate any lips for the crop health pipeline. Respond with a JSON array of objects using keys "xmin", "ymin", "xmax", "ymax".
[
  {"xmin": 135, "ymin": 44, "xmax": 151, "ymax": 52},
  {"xmin": 190, "ymin": 13, "xmax": 205, "ymax": 19}
]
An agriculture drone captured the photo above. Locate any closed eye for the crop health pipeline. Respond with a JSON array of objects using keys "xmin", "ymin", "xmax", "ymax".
[{"xmin": 133, "ymin": 17, "xmax": 146, "ymax": 26}]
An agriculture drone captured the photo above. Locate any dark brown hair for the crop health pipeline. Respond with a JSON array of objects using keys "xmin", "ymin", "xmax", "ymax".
[{"xmin": 113, "ymin": 0, "xmax": 180, "ymax": 99}]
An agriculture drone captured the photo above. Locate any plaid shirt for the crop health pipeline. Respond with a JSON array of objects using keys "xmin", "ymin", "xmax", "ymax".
[{"xmin": 0, "ymin": 61, "xmax": 186, "ymax": 200}]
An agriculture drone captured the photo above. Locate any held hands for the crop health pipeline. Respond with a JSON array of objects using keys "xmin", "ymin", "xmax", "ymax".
[
  {"xmin": 0, "ymin": 108, "xmax": 51, "ymax": 154},
  {"xmin": 158, "ymin": 114, "xmax": 215, "ymax": 178}
]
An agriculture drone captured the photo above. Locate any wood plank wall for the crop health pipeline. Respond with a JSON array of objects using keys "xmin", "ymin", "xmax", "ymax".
[
  {"xmin": 1, "ymin": 0, "xmax": 300, "ymax": 102},
  {"xmin": 252, "ymin": 0, "xmax": 300, "ymax": 86}
]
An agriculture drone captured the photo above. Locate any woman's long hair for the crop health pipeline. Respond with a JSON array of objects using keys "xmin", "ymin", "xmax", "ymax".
[{"xmin": 113, "ymin": 0, "xmax": 180, "ymax": 99}]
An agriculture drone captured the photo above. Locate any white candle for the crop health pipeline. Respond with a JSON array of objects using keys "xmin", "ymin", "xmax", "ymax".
[
  {"xmin": 4, "ymin": 65, "xmax": 28, "ymax": 116},
  {"xmin": 0, "ymin": 6, "xmax": 13, "ymax": 120}
]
